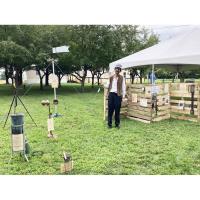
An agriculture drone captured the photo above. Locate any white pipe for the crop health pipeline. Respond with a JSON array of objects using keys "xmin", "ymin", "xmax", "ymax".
[
  {"xmin": 52, "ymin": 59, "xmax": 57, "ymax": 114},
  {"xmin": 151, "ymin": 64, "xmax": 155, "ymax": 85}
]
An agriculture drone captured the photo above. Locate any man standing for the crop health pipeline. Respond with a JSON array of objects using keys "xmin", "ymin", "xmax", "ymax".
[{"xmin": 106, "ymin": 64, "xmax": 126, "ymax": 129}]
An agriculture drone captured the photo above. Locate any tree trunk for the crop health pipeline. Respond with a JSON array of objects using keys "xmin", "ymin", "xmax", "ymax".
[
  {"xmin": 97, "ymin": 73, "xmax": 102, "ymax": 86},
  {"xmin": 36, "ymin": 68, "xmax": 44, "ymax": 90},
  {"xmin": 91, "ymin": 74, "xmax": 95, "ymax": 88},
  {"xmin": 11, "ymin": 78, "xmax": 14, "ymax": 86},
  {"xmin": 131, "ymin": 78, "xmax": 134, "ymax": 84},
  {"xmin": 130, "ymin": 73, "xmax": 135, "ymax": 84},
  {"xmin": 131, "ymin": 75, "xmax": 135, "ymax": 84},
  {"xmin": 130, "ymin": 69, "xmax": 138, "ymax": 84},
  {"xmin": 89, "ymin": 70, "xmax": 96, "ymax": 88},
  {"xmin": 97, "ymin": 76, "xmax": 100, "ymax": 85},
  {"xmin": 73, "ymin": 68, "xmax": 87, "ymax": 92},
  {"xmin": 40, "ymin": 77, "xmax": 43, "ymax": 90},
  {"xmin": 45, "ymin": 68, "xmax": 49, "ymax": 86},
  {"xmin": 81, "ymin": 68, "xmax": 87, "ymax": 92},
  {"xmin": 81, "ymin": 79, "xmax": 85, "ymax": 92},
  {"xmin": 139, "ymin": 69, "xmax": 144, "ymax": 84},
  {"xmin": 5, "ymin": 66, "xmax": 9, "ymax": 84},
  {"xmin": 96, "ymin": 70, "xmax": 105, "ymax": 86},
  {"xmin": 14, "ymin": 69, "xmax": 20, "ymax": 87},
  {"xmin": 179, "ymin": 73, "xmax": 185, "ymax": 83},
  {"xmin": 59, "ymin": 76, "xmax": 61, "ymax": 88},
  {"xmin": 140, "ymin": 76, "xmax": 143, "ymax": 84},
  {"xmin": 19, "ymin": 68, "xmax": 23, "ymax": 85},
  {"xmin": 58, "ymin": 74, "xmax": 63, "ymax": 88}
]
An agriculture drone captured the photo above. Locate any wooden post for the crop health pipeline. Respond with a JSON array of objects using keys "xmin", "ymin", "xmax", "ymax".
[
  {"xmin": 169, "ymin": 83, "xmax": 171, "ymax": 119},
  {"xmin": 103, "ymin": 88, "xmax": 107, "ymax": 120},
  {"xmin": 197, "ymin": 83, "xmax": 200, "ymax": 122},
  {"xmin": 150, "ymin": 64, "xmax": 154, "ymax": 122}
]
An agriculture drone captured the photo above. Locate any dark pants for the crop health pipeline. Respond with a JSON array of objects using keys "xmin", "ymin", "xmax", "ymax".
[{"xmin": 108, "ymin": 92, "xmax": 122, "ymax": 127}]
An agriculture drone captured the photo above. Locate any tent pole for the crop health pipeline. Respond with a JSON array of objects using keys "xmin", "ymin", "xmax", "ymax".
[{"xmin": 152, "ymin": 64, "xmax": 155, "ymax": 85}]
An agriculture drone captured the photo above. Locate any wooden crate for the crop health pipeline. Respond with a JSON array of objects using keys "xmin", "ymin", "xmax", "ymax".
[
  {"xmin": 126, "ymin": 83, "xmax": 170, "ymax": 122},
  {"xmin": 60, "ymin": 161, "xmax": 73, "ymax": 173},
  {"xmin": 169, "ymin": 83, "xmax": 200, "ymax": 122}
]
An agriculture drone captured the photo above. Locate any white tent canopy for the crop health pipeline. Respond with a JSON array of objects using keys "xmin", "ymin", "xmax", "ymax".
[{"xmin": 109, "ymin": 27, "xmax": 200, "ymax": 72}]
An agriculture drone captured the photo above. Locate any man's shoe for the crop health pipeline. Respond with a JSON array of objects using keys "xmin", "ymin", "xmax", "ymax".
[
  {"xmin": 115, "ymin": 125, "xmax": 120, "ymax": 129},
  {"xmin": 107, "ymin": 125, "xmax": 112, "ymax": 129}
]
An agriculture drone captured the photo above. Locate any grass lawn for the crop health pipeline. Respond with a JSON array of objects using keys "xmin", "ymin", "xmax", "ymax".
[{"xmin": 1, "ymin": 83, "xmax": 200, "ymax": 175}]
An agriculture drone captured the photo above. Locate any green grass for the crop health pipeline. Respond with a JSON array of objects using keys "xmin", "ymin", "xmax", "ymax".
[{"xmin": 1, "ymin": 83, "xmax": 200, "ymax": 175}]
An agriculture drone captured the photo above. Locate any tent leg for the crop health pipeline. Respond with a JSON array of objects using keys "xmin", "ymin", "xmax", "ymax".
[{"xmin": 151, "ymin": 64, "xmax": 155, "ymax": 86}]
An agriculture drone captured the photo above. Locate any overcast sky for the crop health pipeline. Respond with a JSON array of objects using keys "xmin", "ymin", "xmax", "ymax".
[{"xmin": 148, "ymin": 25, "xmax": 200, "ymax": 41}]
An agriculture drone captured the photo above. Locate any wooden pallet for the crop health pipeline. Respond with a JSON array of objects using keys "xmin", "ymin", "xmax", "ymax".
[
  {"xmin": 169, "ymin": 83, "xmax": 200, "ymax": 122},
  {"xmin": 126, "ymin": 116, "xmax": 151, "ymax": 123},
  {"xmin": 104, "ymin": 83, "xmax": 200, "ymax": 123},
  {"xmin": 126, "ymin": 83, "xmax": 170, "ymax": 122}
]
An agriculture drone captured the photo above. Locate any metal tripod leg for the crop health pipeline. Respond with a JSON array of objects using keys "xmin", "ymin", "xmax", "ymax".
[
  {"xmin": 24, "ymin": 154, "xmax": 29, "ymax": 162},
  {"xmin": 17, "ymin": 96, "xmax": 37, "ymax": 127},
  {"xmin": 3, "ymin": 94, "xmax": 16, "ymax": 128}
]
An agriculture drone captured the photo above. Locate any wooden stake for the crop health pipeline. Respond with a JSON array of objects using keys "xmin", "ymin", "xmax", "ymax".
[{"xmin": 197, "ymin": 83, "xmax": 200, "ymax": 122}]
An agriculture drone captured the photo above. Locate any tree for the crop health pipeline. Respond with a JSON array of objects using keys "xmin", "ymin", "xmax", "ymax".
[
  {"xmin": 0, "ymin": 41, "xmax": 31, "ymax": 87},
  {"xmin": 88, "ymin": 25, "xmax": 118, "ymax": 86},
  {"xmin": 130, "ymin": 68, "xmax": 139, "ymax": 84},
  {"xmin": 56, "ymin": 53, "xmax": 74, "ymax": 87},
  {"xmin": 28, "ymin": 25, "xmax": 70, "ymax": 89},
  {"xmin": 112, "ymin": 25, "xmax": 159, "ymax": 84},
  {"xmin": 0, "ymin": 25, "xmax": 159, "ymax": 89},
  {"xmin": 67, "ymin": 25, "xmax": 93, "ymax": 92},
  {"xmin": 33, "ymin": 52, "xmax": 50, "ymax": 90},
  {"xmin": 82, "ymin": 25, "xmax": 111, "ymax": 87}
]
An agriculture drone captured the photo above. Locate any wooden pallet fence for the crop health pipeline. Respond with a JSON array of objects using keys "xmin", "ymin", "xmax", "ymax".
[
  {"xmin": 126, "ymin": 83, "xmax": 170, "ymax": 122},
  {"xmin": 169, "ymin": 83, "xmax": 200, "ymax": 122},
  {"xmin": 104, "ymin": 83, "xmax": 200, "ymax": 123}
]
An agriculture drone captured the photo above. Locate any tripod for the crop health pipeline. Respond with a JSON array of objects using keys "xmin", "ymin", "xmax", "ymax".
[{"xmin": 3, "ymin": 88, "xmax": 37, "ymax": 128}]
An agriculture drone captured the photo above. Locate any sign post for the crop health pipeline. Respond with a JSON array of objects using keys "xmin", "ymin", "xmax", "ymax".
[{"xmin": 51, "ymin": 46, "xmax": 69, "ymax": 117}]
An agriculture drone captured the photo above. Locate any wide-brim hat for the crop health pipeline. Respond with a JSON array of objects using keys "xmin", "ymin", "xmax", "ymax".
[{"xmin": 114, "ymin": 64, "xmax": 122, "ymax": 71}]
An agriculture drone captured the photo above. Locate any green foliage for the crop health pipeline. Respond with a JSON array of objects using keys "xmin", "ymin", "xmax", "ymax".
[
  {"xmin": 0, "ymin": 40, "xmax": 31, "ymax": 67},
  {"xmin": 0, "ymin": 25, "xmax": 159, "ymax": 70},
  {"xmin": 0, "ymin": 25, "xmax": 159, "ymax": 87},
  {"xmin": 57, "ymin": 53, "xmax": 74, "ymax": 75}
]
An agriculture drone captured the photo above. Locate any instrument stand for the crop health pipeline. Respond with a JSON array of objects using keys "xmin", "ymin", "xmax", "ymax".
[
  {"xmin": 3, "ymin": 88, "xmax": 37, "ymax": 128},
  {"xmin": 9, "ymin": 134, "xmax": 29, "ymax": 163},
  {"xmin": 51, "ymin": 59, "xmax": 62, "ymax": 118},
  {"xmin": 3, "ymin": 88, "xmax": 35, "ymax": 163},
  {"xmin": 47, "ymin": 106, "xmax": 57, "ymax": 139}
]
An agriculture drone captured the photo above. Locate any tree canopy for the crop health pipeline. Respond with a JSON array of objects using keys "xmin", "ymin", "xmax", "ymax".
[{"xmin": 0, "ymin": 25, "xmax": 159, "ymax": 89}]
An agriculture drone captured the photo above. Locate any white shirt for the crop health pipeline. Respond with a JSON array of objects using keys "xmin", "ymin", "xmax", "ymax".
[{"xmin": 105, "ymin": 75, "xmax": 126, "ymax": 98}]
